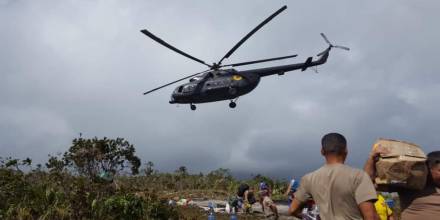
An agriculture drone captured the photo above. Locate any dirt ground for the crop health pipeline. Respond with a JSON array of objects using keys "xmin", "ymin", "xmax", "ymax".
[{"xmin": 180, "ymin": 199, "xmax": 300, "ymax": 220}]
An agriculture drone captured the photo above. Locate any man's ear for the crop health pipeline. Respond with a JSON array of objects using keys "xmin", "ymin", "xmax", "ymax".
[
  {"xmin": 341, "ymin": 150, "xmax": 348, "ymax": 161},
  {"xmin": 321, "ymin": 148, "xmax": 325, "ymax": 156}
]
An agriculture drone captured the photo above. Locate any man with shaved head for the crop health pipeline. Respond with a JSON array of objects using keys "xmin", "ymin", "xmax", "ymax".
[{"xmin": 289, "ymin": 133, "xmax": 379, "ymax": 220}]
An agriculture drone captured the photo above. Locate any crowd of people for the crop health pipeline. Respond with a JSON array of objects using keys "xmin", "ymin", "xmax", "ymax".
[
  {"xmin": 232, "ymin": 133, "xmax": 439, "ymax": 220},
  {"xmin": 288, "ymin": 133, "xmax": 439, "ymax": 220}
]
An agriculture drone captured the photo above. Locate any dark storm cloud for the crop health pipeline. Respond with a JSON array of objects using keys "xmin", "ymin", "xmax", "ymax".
[{"xmin": 1, "ymin": 0, "xmax": 439, "ymax": 179}]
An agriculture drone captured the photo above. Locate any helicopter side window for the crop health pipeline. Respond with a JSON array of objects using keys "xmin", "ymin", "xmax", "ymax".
[{"xmin": 178, "ymin": 86, "xmax": 183, "ymax": 93}]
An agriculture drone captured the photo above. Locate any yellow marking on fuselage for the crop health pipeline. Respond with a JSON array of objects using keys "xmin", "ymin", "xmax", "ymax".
[{"xmin": 232, "ymin": 75, "xmax": 242, "ymax": 81}]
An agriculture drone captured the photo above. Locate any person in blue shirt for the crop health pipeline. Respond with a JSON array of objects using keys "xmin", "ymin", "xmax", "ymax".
[{"xmin": 284, "ymin": 177, "xmax": 299, "ymax": 206}]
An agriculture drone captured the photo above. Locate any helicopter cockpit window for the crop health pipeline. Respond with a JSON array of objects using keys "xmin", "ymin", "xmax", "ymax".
[{"xmin": 182, "ymin": 84, "xmax": 196, "ymax": 92}]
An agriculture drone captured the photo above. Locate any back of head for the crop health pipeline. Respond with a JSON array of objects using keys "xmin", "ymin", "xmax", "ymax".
[
  {"xmin": 427, "ymin": 151, "xmax": 440, "ymax": 169},
  {"xmin": 237, "ymin": 183, "xmax": 249, "ymax": 197},
  {"xmin": 321, "ymin": 133, "xmax": 347, "ymax": 156},
  {"xmin": 427, "ymin": 151, "xmax": 440, "ymax": 186},
  {"xmin": 259, "ymin": 182, "xmax": 268, "ymax": 191}
]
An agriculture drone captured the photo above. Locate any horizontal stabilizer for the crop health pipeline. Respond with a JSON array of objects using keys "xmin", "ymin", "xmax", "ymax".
[{"xmin": 301, "ymin": 57, "xmax": 313, "ymax": 71}]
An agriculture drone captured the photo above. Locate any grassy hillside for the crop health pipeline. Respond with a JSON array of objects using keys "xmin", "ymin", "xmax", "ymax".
[{"xmin": 0, "ymin": 137, "xmax": 288, "ymax": 219}]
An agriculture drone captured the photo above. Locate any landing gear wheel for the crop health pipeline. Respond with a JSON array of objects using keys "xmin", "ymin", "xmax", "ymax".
[
  {"xmin": 190, "ymin": 104, "xmax": 196, "ymax": 111},
  {"xmin": 229, "ymin": 101, "xmax": 237, "ymax": 109}
]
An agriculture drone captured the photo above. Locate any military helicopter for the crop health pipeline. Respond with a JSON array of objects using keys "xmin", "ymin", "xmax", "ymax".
[{"xmin": 141, "ymin": 5, "xmax": 349, "ymax": 110}]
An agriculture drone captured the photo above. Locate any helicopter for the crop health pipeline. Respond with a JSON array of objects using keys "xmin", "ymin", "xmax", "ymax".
[{"xmin": 141, "ymin": 5, "xmax": 349, "ymax": 110}]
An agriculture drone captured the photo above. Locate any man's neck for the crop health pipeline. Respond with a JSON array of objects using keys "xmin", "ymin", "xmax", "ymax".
[{"xmin": 325, "ymin": 156, "xmax": 345, "ymax": 165}]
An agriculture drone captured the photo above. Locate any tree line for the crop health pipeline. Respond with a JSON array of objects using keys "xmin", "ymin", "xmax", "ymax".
[{"xmin": 0, "ymin": 137, "xmax": 287, "ymax": 220}]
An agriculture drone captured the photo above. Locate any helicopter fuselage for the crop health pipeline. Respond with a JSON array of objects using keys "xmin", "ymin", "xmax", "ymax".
[
  {"xmin": 169, "ymin": 69, "xmax": 260, "ymax": 104},
  {"xmin": 168, "ymin": 49, "xmax": 331, "ymax": 105}
]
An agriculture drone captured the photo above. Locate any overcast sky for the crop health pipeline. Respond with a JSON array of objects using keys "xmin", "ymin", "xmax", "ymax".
[{"xmin": 1, "ymin": 0, "xmax": 439, "ymax": 179}]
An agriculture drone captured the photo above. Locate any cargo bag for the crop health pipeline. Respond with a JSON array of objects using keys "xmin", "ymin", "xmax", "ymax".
[{"xmin": 375, "ymin": 138, "xmax": 428, "ymax": 190}]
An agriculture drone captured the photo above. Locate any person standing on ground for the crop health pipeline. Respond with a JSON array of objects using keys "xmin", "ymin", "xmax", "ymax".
[
  {"xmin": 288, "ymin": 132, "xmax": 379, "ymax": 220},
  {"xmin": 284, "ymin": 177, "xmax": 299, "ymax": 206},
  {"xmin": 259, "ymin": 182, "xmax": 270, "ymax": 213},
  {"xmin": 260, "ymin": 188, "xmax": 279, "ymax": 220},
  {"xmin": 364, "ymin": 146, "xmax": 440, "ymax": 220}
]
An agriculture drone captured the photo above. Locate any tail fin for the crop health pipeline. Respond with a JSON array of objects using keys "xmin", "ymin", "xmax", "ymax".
[{"xmin": 301, "ymin": 57, "xmax": 313, "ymax": 71}]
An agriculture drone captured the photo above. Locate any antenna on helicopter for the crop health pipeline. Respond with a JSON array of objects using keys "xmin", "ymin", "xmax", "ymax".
[{"xmin": 317, "ymin": 33, "xmax": 350, "ymax": 56}]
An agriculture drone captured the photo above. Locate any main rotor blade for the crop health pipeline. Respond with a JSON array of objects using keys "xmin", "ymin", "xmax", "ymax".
[
  {"xmin": 140, "ymin": 29, "xmax": 211, "ymax": 68},
  {"xmin": 143, "ymin": 70, "xmax": 210, "ymax": 95},
  {"xmin": 222, "ymin": 54, "xmax": 297, "ymax": 67},
  {"xmin": 320, "ymin": 33, "xmax": 331, "ymax": 45},
  {"xmin": 217, "ymin": 5, "xmax": 287, "ymax": 65}
]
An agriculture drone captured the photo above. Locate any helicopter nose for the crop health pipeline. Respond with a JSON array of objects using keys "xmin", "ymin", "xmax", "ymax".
[
  {"xmin": 169, "ymin": 92, "xmax": 179, "ymax": 103},
  {"xmin": 169, "ymin": 96, "xmax": 176, "ymax": 104}
]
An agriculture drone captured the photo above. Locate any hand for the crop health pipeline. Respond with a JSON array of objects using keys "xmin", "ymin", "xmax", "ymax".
[{"xmin": 369, "ymin": 143, "xmax": 390, "ymax": 159}]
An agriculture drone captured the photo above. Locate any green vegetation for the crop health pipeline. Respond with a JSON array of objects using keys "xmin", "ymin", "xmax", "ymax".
[{"xmin": 0, "ymin": 137, "xmax": 288, "ymax": 220}]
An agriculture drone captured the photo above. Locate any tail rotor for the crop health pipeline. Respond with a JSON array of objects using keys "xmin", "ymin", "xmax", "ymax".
[{"xmin": 317, "ymin": 33, "xmax": 350, "ymax": 56}]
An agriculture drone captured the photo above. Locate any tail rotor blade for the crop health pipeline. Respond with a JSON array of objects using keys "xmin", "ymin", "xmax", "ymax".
[
  {"xmin": 334, "ymin": 45, "xmax": 350, "ymax": 51},
  {"xmin": 320, "ymin": 33, "xmax": 331, "ymax": 45},
  {"xmin": 140, "ymin": 29, "xmax": 211, "ymax": 68},
  {"xmin": 143, "ymin": 70, "xmax": 210, "ymax": 95}
]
